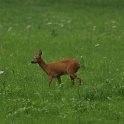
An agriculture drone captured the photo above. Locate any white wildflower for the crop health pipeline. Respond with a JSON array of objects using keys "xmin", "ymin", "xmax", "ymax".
[
  {"xmin": 67, "ymin": 20, "xmax": 71, "ymax": 23},
  {"xmin": 95, "ymin": 44, "xmax": 100, "ymax": 47},
  {"xmin": 10, "ymin": 54, "xmax": 13, "ymax": 57},
  {"xmin": 8, "ymin": 27, "xmax": 12, "ymax": 31},
  {"xmin": 47, "ymin": 22, "xmax": 52, "ymax": 25},
  {"xmin": 58, "ymin": 23, "xmax": 64, "ymax": 27},
  {"xmin": 111, "ymin": 21, "xmax": 116, "ymax": 23},
  {"xmin": 0, "ymin": 71, "xmax": 4, "ymax": 74},
  {"xmin": 26, "ymin": 25, "xmax": 31, "ymax": 28},
  {"xmin": 107, "ymin": 97, "xmax": 111, "ymax": 100},
  {"xmin": 112, "ymin": 26, "xmax": 116, "ymax": 28}
]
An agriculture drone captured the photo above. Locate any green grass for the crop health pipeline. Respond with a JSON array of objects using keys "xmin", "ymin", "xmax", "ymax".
[{"xmin": 0, "ymin": 0, "xmax": 124, "ymax": 123}]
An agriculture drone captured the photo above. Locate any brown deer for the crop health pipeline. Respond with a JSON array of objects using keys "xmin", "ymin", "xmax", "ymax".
[{"xmin": 31, "ymin": 50, "xmax": 81, "ymax": 87}]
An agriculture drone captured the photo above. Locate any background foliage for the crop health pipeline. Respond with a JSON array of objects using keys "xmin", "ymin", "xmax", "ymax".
[{"xmin": 0, "ymin": 0, "xmax": 124, "ymax": 123}]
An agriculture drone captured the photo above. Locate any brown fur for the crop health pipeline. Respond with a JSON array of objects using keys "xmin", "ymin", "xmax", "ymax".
[{"xmin": 31, "ymin": 50, "xmax": 81, "ymax": 86}]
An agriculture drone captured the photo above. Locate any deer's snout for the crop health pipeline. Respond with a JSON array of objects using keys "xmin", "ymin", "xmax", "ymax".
[{"xmin": 31, "ymin": 60, "xmax": 35, "ymax": 63}]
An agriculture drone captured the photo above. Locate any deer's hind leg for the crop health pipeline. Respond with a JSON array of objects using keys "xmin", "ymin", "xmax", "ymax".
[
  {"xmin": 48, "ymin": 76, "xmax": 53, "ymax": 87},
  {"xmin": 69, "ymin": 73, "xmax": 81, "ymax": 86},
  {"xmin": 70, "ymin": 76, "xmax": 75, "ymax": 86},
  {"xmin": 57, "ymin": 76, "xmax": 61, "ymax": 84},
  {"xmin": 67, "ymin": 65, "xmax": 81, "ymax": 86},
  {"xmin": 76, "ymin": 76, "xmax": 81, "ymax": 85}
]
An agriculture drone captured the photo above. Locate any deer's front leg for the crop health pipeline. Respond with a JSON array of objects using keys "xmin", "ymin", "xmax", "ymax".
[
  {"xmin": 57, "ymin": 76, "xmax": 61, "ymax": 84},
  {"xmin": 48, "ymin": 76, "xmax": 53, "ymax": 87}
]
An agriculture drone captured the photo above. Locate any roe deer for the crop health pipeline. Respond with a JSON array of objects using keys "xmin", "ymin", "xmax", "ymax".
[{"xmin": 31, "ymin": 50, "xmax": 81, "ymax": 87}]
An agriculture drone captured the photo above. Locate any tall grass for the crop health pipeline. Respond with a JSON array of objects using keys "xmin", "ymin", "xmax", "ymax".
[{"xmin": 0, "ymin": 0, "xmax": 124, "ymax": 123}]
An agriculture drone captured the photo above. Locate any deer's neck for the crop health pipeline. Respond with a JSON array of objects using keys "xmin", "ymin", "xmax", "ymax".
[{"xmin": 38, "ymin": 58, "xmax": 47, "ymax": 72}]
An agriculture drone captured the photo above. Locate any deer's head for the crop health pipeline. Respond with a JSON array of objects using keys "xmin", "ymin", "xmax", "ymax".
[{"xmin": 31, "ymin": 50, "xmax": 42, "ymax": 64}]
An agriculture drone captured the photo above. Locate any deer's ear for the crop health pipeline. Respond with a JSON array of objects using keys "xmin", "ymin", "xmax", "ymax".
[{"xmin": 39, "ymin": 50, "xmax": 42, "ymax": 55}]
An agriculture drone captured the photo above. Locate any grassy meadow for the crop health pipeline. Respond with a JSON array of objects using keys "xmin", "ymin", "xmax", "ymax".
[{"xmin": 0, "ymin": 0, "xmax": 124, "ymax": 123}]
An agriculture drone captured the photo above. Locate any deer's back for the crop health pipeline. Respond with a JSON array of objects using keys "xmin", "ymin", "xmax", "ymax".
[{"xmin": 46, "ymin": 59, "xmax": 80, "ymax": 77}]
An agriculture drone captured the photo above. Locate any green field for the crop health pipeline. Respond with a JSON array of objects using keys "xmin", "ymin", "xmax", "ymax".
[{"xmin": 0, "ymin": 0, "xmax": 124, "ymax": 123}]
